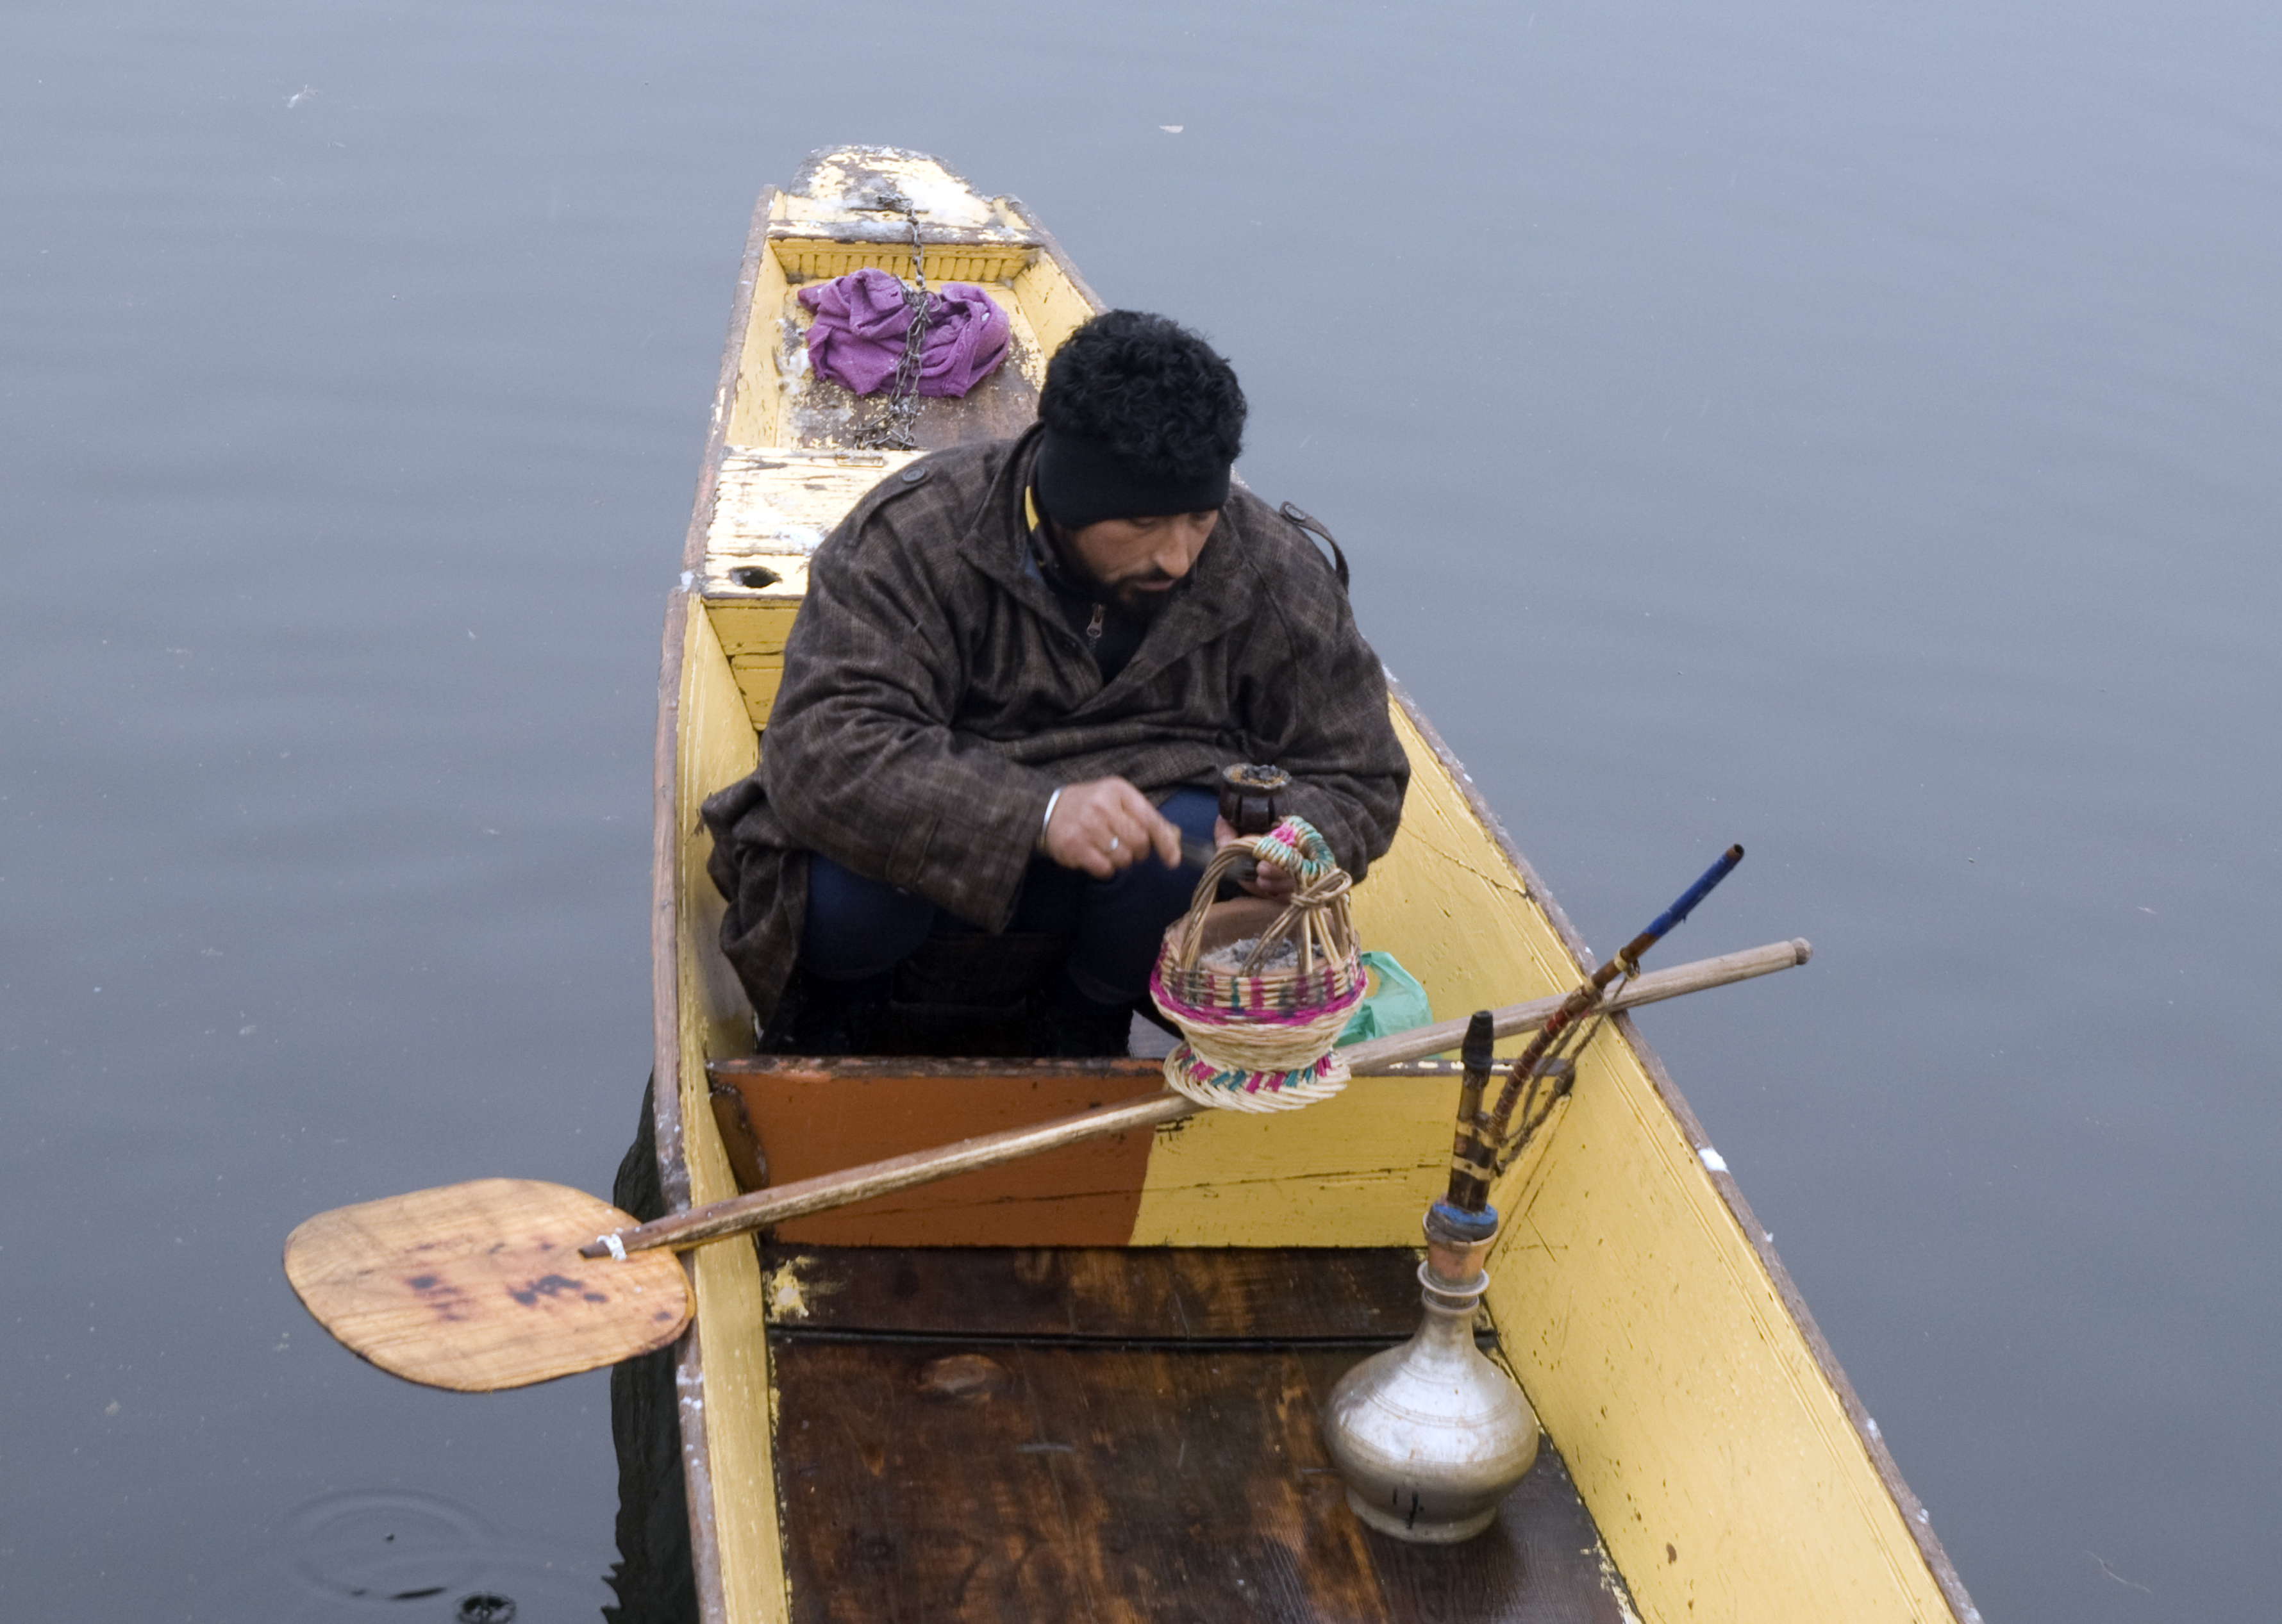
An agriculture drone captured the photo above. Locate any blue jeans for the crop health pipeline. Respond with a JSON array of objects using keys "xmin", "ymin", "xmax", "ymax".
[{"xmin": 801, "ymin": 787, "xmax": 1220, "ymax": 1004}]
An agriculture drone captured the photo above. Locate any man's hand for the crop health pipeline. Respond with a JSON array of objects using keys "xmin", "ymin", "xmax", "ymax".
[
  {"xmin": 1214, "ymin": 816, "xmax": 1295, "ymax": 900},
  {"xmin": 1043, "ymin": 778, "xmax": 1183, "ymax": 878}
]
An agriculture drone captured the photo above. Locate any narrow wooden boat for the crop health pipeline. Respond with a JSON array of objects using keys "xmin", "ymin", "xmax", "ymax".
[{"xmin": 646, "ymin": 146, "xmax": 1980, "ymax": 1624}]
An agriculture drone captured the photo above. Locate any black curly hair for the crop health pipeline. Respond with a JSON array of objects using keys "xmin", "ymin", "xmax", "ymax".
[{"xmin": 1037, "ymin": 310, "xmax": 1246, "ymax": 479}]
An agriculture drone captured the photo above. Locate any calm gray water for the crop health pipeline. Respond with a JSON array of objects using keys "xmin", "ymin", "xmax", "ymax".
[{"xmin": 4, "ymin": 1, "xmax": 2278, "ymax": 1618}]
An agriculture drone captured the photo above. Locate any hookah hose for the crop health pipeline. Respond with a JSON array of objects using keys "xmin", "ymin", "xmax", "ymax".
[{"xmin": 1441, "ymin": 845, "xmax": 1745, "ymax": 1217}]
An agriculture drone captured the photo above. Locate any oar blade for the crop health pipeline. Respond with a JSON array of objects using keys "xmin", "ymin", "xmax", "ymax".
[{"xmin": 284, "ymin": 1178, "xmax": 690, "ymax": 1392}]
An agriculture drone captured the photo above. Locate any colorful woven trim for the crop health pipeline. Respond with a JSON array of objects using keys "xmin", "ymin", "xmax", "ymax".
[
  {"xmin": 1162, "ymin": 1041, "xmax": 1351, "ymax": 1113},
  {"xmin": 1147, "ymin": 961, "xmax": 1366, "ymax": 1027},
  {"xmin": 1253, "ymin": 819, "xmax": 1335, "ymax": 883}
]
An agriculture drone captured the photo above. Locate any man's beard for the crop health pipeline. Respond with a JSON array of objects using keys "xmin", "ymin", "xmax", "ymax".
[
  {"xmin": 1108, "ymin": 573, "xmax": 1178, "ymax": 614},
  {"xmin": 1048, "ymin": 527, "xmax": 1177, "ymax": 615}
]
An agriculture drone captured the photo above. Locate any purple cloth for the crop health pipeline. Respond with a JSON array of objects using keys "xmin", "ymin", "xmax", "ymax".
[{"xmin": 797, "ymin": 267, "xmax": 1012, "ymax": 399}]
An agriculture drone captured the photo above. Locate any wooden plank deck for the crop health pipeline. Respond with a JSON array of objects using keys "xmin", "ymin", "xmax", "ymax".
[{"xmin": 762, "ymin": 1247, "xmax": 1635, "ymax": 1623}]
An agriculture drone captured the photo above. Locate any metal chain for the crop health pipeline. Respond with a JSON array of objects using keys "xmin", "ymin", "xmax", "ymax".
[{"xmin": 853, "ymin": 197, "xmax": 935, "ymax": 451}]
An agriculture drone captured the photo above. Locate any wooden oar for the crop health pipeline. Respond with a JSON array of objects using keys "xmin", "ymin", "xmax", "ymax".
[
  {"xmin": 285, "ymin": 936, "xmax": 1808, "ymax": 1391},
  {"xmin": 284, "ymin": 1177, "xmax": 692, "ymax": 1393},
  {"xmin": 592, "ymin": 936, "xmax": 1810, "ymax": 1259}
]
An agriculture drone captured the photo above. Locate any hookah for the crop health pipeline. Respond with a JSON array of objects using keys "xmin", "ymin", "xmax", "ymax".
[{"xmin": 1324, "ymin": 845, "xmax": 1746, "ymax": 1542}]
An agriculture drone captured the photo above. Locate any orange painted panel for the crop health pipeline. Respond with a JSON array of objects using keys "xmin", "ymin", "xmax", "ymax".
[{"xmin": 707, "ymin": 1058, "xmax": 1169, "ymax": 1246}]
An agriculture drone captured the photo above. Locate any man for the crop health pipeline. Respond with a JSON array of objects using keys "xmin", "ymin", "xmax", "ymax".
[{"xmin": 701, "ymin": 310, "xmax": 1408, "ymax": 1055}]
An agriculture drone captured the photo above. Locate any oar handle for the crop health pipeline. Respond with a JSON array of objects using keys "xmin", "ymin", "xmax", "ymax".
[
  {"xmin": 584, "ymin": 1093, "xmax": 1198, "ymax": 1257},
  {"xmin": 1340, "ymin": 938, "xmax": 1808, "ymax": 1073},
  {"xmin": 581, "ymin": 935, "xmax": 1808, "ymax": 1261}
]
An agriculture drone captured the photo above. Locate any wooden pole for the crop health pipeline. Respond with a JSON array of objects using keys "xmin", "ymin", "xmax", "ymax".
[
  {"xmin": 1341, "ymin": 936, "xmax": 1807, "ymax": 1075},
  {"xmin": 581, "ymin": 935, "xmax": 1811, "ymax": 1259},
  {"xmin": 587, "ymin": 1093, "xmax": 1197, "ymax": 1256}
]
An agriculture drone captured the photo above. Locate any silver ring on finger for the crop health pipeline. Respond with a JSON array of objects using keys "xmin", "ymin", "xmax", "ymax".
[{"xmin": 1108, "ymin": 836, "xmax": 1120, "ymax": 852}]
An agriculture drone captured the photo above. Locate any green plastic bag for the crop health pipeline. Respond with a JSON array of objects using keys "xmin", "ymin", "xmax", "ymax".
[{"xmin": 1336, "ymin": 950, "xmax": 1434, "ymax": 1045}]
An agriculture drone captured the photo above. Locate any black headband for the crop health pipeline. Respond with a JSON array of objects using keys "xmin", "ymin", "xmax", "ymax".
[{"xmin": 1033, "ymin": 427, "xmax": 1231, "ymax": 531}]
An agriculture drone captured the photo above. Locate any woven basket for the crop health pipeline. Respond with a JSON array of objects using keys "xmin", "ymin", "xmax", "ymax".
[{"xmin": 1148, "ymin": 818, "xmax": 1364, "ymax": 1112}]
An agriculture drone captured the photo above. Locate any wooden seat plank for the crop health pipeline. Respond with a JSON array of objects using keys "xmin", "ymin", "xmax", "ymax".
[{"xmin": 758, "ymin": 1245, "xmax": 1433, "ymax": 1342}]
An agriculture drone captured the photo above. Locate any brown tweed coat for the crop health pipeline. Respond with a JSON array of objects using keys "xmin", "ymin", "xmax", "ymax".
[{"xmin": 701, "ymin": 426, "xmax": 1409, "ymax": 1023}]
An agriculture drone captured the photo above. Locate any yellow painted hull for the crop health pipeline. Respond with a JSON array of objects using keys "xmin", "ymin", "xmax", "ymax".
[{"xmin": 649, "ymin": 147, "xmax": 1978, "ymax": 1624}]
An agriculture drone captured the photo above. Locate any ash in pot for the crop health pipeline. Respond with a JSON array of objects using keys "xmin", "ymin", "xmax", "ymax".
[{"xmin": 1199, "ymin": 936, "xmax": 1299, "ymax": 973}]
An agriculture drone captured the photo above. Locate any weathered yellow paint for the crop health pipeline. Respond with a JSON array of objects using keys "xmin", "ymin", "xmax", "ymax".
[
  {"xmin": 1348, "ymin": 702, "xmax": 1578, "ymax": 1031},
  {"xmin": 706, "ymin": 447, "xmax": 917, "ymax": 560},
  {"xmin": 770, "ymin": 244, "xmax": 1035, "ymax": 284},
  {"xmin": 703, "ymin": 579, "xmax": 803, "ymax": 734},
  {"xmin": 1128, "ymin": 1073, "xmax": 1460, "ymax": 1245},
  {"xmin": 698, "ymin": 445, "xmax": 887, "ymax": 732},
  {"xmin": 705, "ymin": 599, "xmax": 799, "ymax": 659},
  {"xmin": 1478, "ymin": 1024, "xmax": 1956, "ymax": 1622},
  {"xmin": 727, "ymin": 654, "xmax": 785, "ymax": 729},
  {"xmin": 769, "ymin": 150, "xmax": 1040, "ymax": 246},
  {"xmin": 679, "ymin": 602, "xmax": 761, "ymax": 1061},
  {"xmin": 1010, "ymin": 251, "xmax": 1093, "ymax": 361},
  {"xmin": 672, "ymin": 601, "xmax": 787, "ymax": 1624},
  {"xmin": 724, "ymin": 226, "xmax": 795, "ymax": 449}
]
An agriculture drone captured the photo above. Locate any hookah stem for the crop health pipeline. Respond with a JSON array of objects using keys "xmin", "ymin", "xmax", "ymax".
[
  {"xmin": 1444, "ymin": 1010, "xmax": 1501, "ymax": 1208},
  {"xmin": 1445, "ymin": 844, "xmax": 1745, "ymax": 1213}
]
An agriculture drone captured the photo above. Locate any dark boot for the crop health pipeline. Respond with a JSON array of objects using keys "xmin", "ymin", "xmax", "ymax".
[
  {"xmin": 758, "ymin": 968, "xmax": 887, "ymax": 1056},
  {"xmin": 1028, "ymin": 968, "xmax": 1138, "ymax": 1058},
  {"xmin": 878, "ymin": 932, "xmax": 1072, "ymax": 1056}
]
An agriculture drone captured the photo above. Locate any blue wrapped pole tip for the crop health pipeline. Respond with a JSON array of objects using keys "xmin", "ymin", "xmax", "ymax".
[
  {"xmin": 1641, "ymin": 843, "xmax": 1744, "ymax": 945},
  {"xmin": 1428, "ymin": 1200, "xmax": 1500, "ymax": 1242}
]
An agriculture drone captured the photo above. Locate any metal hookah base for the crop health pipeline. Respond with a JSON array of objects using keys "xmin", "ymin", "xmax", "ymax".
[
  {"xmin": 1344, "ymin": 1483, "xmax": 1503, "ymax": 1545},
  {"xmin": 1322, "ymin": 1259, "xmax": 1542, "ymax": 1545}
]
